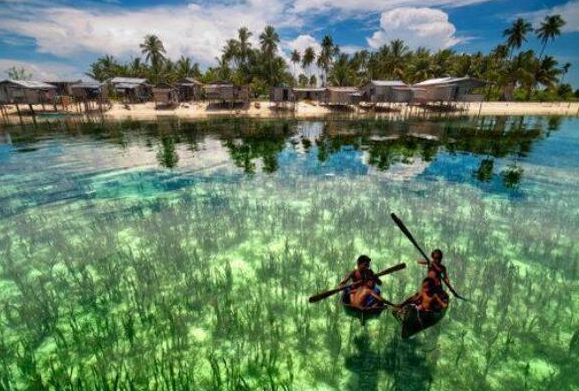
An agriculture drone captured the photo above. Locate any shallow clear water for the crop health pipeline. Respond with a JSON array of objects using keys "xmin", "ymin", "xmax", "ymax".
[{"xmin": 1, "ymin": 116, "xmax": 578, "ymax": 391}]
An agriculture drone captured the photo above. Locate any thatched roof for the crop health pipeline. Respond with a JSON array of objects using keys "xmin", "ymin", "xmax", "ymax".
[{"xmin": 177, "ymin": 78, "xmax": 203, "ymax": 85}]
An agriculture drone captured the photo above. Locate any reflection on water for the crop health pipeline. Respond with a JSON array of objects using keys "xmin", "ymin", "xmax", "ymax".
[{"xmin": 0, "ymin": 116, "xmax": 578, "ymax": 391}]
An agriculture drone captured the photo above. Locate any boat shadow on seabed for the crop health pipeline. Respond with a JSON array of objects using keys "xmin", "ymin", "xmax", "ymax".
[{"xmin": 344, "ymin": 332, "xmax": 435, "ymax": 391}]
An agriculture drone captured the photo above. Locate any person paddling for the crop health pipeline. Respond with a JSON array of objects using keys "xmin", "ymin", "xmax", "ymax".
[
  {"xmin": 339, "ymin": 255, "xmax": 382, "ymax": 305},
  {"xmin": 340, "ymin": 255, "xmax": 382, "ymax": 287},
  {"xmin": 418, "ymin": 249, "xmax": 450, "ymax": 301}
]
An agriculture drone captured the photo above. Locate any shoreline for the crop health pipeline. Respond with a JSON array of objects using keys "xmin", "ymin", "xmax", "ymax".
[{"xmin": 1, "ymin": 101, "xmax": 579, "ymax": 124}]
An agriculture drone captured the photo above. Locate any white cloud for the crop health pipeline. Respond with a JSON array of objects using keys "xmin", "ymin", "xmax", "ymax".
[
  {"xmin": 0, "ymin": 59, "xmax": 86, "ymax": 81},
  {"xmin": 367, "ymin": 7, "xmax": 463, "ymax": 50},
  {"xmin": 292, "ymin": 0, "xmax": 496, "ymax": 14},
  {"xmin": 285, "ymin": 34, "xmax": 321, "ymax": 55},
  {"xmin": 0, "ymin": 1, "xmax": 300, "ymax": 66},
  {"xmin": 521, "ymin": 1, "xmax": 579, "ymax": 33}
]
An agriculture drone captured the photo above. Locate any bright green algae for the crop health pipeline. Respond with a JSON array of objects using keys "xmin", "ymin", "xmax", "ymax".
[{"xmin": 0, "ymin": 116, "xmax": 578, "ymax": 391}]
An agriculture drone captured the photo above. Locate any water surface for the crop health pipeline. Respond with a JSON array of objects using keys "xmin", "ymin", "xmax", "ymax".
[{"xmin": 1, "ymin": 116, "xmax": 578, "ymax": 391}]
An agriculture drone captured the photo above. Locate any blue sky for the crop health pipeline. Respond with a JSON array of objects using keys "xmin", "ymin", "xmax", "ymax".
[{"xmin": 0, "ymin": 0, "xmax": 578, "ymax": 87}]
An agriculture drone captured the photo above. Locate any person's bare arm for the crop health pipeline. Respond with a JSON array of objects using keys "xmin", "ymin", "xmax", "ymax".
[
  {"xmin": 417, "ymin": 259, "xmax": 429, "ymax": 266},
  {"xmin": 339, "ymin": 271, "xmax": 353, "ymax": 287},
  {"xmin": 369, "ymin": 290, "xmax": 394, "ymax": 306},
  {"xmin": 433, "ymin": 293, "xmax": 448, "ymax": 308}
]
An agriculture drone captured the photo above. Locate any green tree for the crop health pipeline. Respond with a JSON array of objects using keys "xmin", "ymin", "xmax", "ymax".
[
  {"xmin": 328, "ymin": 54, "xmax": 355, "ymax": 86},
  {"xmin": 237, "ymin": 27, "xmax": 253, "ymax": 71},
  {"xmin": 290, "ymin": 50, "xmax": 301, "ymax": 79},
  {"xmin": 6, "ymin": 66, "xmax": 32, "ymax": 80},
  {"xmin": 503, "ymin": 18, "xmax": 533, "ymax": 57},
  {"xmin": 302, "ymin": 47, "xmax": 315, "ymax": 81},
  {"xmin": 140, "ymin": 34, "xmax": 166, "ymax": 83},
  {"xmin": 317, "ymin": 35, "xmax": 335, "ymax": 86},
  {"xmin": 86, "ymin": 55, "xmax": 120, "ymax": 81},
  {"xmin": 259, "ymin": 26, "xmax": 280, "ymax": 86},
  {"xmin": 176, "ymin": 56, "xmax": 201, "ymax": 79},
  {"xmin": 536, "ymin": 15, "xmax": 565, "ymax": 59}
]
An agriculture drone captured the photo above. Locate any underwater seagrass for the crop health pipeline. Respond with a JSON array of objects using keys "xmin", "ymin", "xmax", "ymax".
[{"xmin": 0, "ymin": 116, "xmax": 578, "ymax": 391}]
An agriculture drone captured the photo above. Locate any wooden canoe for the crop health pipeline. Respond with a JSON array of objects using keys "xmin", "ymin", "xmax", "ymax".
[{"xmin": 392, "ymin": 304, "xmax": 447, "ymax": 339}]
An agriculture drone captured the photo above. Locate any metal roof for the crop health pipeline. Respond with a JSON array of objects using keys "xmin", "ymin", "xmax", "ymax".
[
  {"xmin": 110, "ymin": 77, "xmax": 148, "ymax": 84},
  {"xmin": 326, "ymin": 86, "xmax": 359, "ymax": 92},
  {"xmin": 115, "ymin": 83, "xmax": 142, "ymax": 89},
  {"xmin": 71, "ymin": 82, "xmax": 103, "ymax": 89},
  {"xmin": 1, "ymin": 80, "xmax": 57, "ymax": 89},
  {"xmin": 413, "ymin": 77, "xmax": 482, "ymax": 87},
  {"xmin": 293, "ymin": 87, "xmax": 325, "ymax": 92},
  {"xmin": 368, "ymin": 80, "xmax": 407, "ymax": 87}
]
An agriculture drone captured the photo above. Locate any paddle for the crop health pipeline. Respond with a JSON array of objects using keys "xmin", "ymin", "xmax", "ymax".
[
  {"xmin": 390, "ymin": 213, "xmax": 468, "ymax": 301},
  {"xmin": 309, "ymin": 262, "xmax": 406, "ymax": 303}
]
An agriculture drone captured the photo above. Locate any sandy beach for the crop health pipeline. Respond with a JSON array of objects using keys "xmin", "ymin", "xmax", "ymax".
[{"xmin": 2, "ymin": 101, "xmax": 579, "ymax": 124}]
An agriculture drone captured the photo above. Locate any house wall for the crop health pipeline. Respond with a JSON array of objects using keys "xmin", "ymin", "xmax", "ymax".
[
  {"xmin": 294, "ymin": 90, "xmax": 323, "ymax": 101},
  {"xmin": 325, "ymin": 89, "xmax": 357, "ymax": 105}
]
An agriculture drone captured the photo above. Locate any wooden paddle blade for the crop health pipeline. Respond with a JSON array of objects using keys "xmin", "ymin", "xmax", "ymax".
[
  {"xmin": 376, "ymin": 262, "xmax": 406, "ymax": 277},
  {"xmin": 309, "ymin": 286, "xmax": 344, "ymax": 303}
]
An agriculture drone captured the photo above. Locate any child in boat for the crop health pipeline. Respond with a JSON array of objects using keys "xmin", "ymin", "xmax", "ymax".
[
  {"xmin": 340, "ymin": 254, "xmax": 382, "ymax": 287},
  {"xmin": 417, "ymin": 249, "xmax": 450, "ymax": 302},
  {"xmin": 340, "ymin": 255, "xmax": 382, "ymax": 304},
  {"xmin": 416, "ymin": 278, "xmax": 448, "ymax": 312},
  {"xmin": 349, "ymin": 279, "xmax": 390, "ymax": 309}
]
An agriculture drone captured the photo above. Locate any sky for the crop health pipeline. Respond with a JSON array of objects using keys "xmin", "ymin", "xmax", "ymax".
[{"xmin": 0, "ymin": 0, "xmax": 578, "ymax": 87}]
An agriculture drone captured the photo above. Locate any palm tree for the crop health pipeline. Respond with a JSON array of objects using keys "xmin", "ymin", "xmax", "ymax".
[
  {"xmin": 535, "ymin": 56, "xmax": 561, "ymax": 90},
  {"xmin": 560, "ymin": 62, "xmax": 571, "ymax": 83},
  {"xmin": 328, "ymin": 53, "xmax": 355, "ymax": 86},
  {"xmin": 237, "ymin": 27, "xmax": 253, "ymax": 69},
  {"xmin": 410, "ymin": 57, "xmax": 433, "ymax": 83},
  {"xmin": 128, "ymin": 57, "xmax": 146, "ymax": 78},
  {"xmin": 317, "ymin": 35, "xmax": 335, "ymax": 86},
  {"xmin": 86, "ymin": 55, "xmax": 120, "ymax": 81},
  {"xmin": 302, "ymin": 46, "xmax": 316, "ymax": 81},
  {"xmin": 259, "ymin": 25, "xmax": 280, "ymax": 85},
  {"xmin": 176, "ymin": 56, "xmax": 199, "ymax": 79},
  {"xmin": 536, "ymin": 15, "xmax": 566, "ymax": 59},
  {"xmin": 290, "ymin": 50, "xmax": 301, "ymax": 79},
  {"xmin": 503, "ymin": 18, "xmax": 533, "ymax": 57},
  {"xmin": 140, "ymin": 34, "xmax": 166, "ymax": 83},
  {"xmin": 222, "ymin": 39, "xmax": 240, "ymax": 68}
]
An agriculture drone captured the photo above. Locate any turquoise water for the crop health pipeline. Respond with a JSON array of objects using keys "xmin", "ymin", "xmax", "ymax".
[{"xmin": 0, "ymin": 116, "xmax": 578, "ymax": 390}]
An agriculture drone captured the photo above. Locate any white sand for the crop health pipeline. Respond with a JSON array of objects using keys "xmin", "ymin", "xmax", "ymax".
[{"xmin": 2, "ymin": 101, "xmax": 579, "ymax": 124}]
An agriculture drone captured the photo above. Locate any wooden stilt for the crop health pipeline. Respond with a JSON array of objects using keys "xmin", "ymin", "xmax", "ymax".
[
  {"xmin": 29, "ymin": 104, "xmax": 37, "ymax": 126},
  {"xmin": 16, "ymin": 104, "xmax": 24, "ymax": 125}
]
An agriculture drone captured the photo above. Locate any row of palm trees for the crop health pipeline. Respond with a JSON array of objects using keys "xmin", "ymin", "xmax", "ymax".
[{"xmin": 86, "ymin": 14, "xmax": 574, "ymax": 100}]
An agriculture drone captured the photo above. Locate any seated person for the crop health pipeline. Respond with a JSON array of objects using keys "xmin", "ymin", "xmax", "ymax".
[
  {"xmin": 415, "ymin": 278, "xmax": 448, "ymax": 312},
  {"xmin": 340, "ymin": 255, "xmax": 382, "ymax": 304},
  {"xmin": 340, "ymin": 255, "xmax": 382, "ymax": 287},
  {"xmin": 349, "ymin": 280, "xmax": 391, "ymax": 309},
  {"xmin": 395, "ymin": 278, "xmax": 448, "ymax": 312}
]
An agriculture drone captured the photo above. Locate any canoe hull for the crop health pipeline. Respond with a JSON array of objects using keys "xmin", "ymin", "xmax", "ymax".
[{"xmin": 392, "ymin": 305, "xmax": 447, "ymax": 339}]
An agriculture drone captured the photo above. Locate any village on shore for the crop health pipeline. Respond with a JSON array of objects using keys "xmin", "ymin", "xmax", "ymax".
[{"xmin": 1, "ymin": 14, "xmax": 578, "ymax": 121}]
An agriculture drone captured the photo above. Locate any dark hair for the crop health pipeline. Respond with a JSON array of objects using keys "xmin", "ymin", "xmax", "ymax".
[
  {"xmin": 357, "ymin": 255, "xmax": 371, "ymax": 265},
  {"xmin": 422, "ymin": 277, "xmax": 436, "ymax": 290},
  {"xmin": 431, "ymin": 249, "xmax": 443, "ymax": 260}
]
